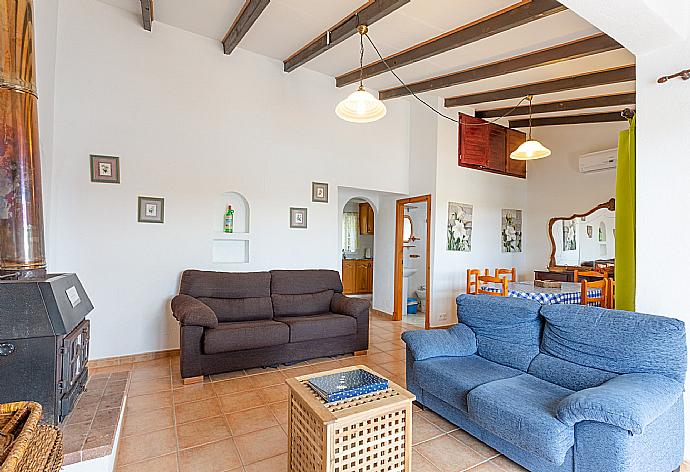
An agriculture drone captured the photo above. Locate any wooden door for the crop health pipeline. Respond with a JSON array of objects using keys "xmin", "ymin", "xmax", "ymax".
[
  {"xmin": 355, "ymin": 261, "xmax": 369, "ymax": 293},
  {"xmin": 459, "ymin": 113, "xmax": 489, "ymax": 167},
  {"xmin": 342, "ymin": 260, "xmax": 355, "ymax": 294},
  {"xmin": 506, "ymin": 129, "xmax": 527, "ymax": 178},
  {"xmin": 488, "ymin": 124, "xmax": 507, "ymax": 173},
  {"xmin": 365, "ymin": 261, "xmax": 373, "ymax": 292}
]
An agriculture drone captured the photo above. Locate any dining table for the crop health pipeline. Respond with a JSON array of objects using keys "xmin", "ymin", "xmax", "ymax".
[{"xmin": 481, "ymin": 281, "xmax": 602, "ymax": 305}]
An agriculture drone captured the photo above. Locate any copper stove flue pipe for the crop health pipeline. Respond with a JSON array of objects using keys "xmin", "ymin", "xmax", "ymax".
[{"xmin": 0, "ymin": 0, "xmax": 46, "ymax": 278}]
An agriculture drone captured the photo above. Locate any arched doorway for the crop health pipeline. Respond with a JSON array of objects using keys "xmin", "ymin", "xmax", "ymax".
[{"xmin": 340, "ymin": 197, "xmax": 375, "ymax": 302}]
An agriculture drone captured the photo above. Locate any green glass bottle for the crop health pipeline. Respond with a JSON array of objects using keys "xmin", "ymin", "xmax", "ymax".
[{"xmin": 224, "ymin": 205, "xmax": 234, "ymax": 233}]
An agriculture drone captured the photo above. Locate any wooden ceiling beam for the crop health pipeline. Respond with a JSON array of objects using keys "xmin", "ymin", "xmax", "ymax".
[
  {"xmin": 223, "ymin": 0, "xmax": 271, "ymax": 55},
  {"xmin": 140, "ymin": 0, "xmax": 153, "ymax": 31},
  {"xmin": 283, "ymin": 0, "xmax": 410, "ymax": 73},
  {"xmin": 444, "ymin": 65, "xmax": 636, "ymax": 107},
  {"xmin": 379, "ymin": 33, "xmax": 621, "ymax": 100},
  {"xmin": 476, "ymin": 92, "xmax": 636, "ymax": 118},
  {"xmin": 509, "ymin": 111, "xmax": 628, "ymax": 128},
  {"xmin": 336, "ymin": 0, "xmax": 567, "ymax": 88}
]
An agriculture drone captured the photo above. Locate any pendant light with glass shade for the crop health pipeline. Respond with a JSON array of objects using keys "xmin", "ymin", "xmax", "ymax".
[
  {"xmin": 335, "ymin": 25, "xmax": 387, "ymax": 123},
  {"xmin": 509, "ymin": 95, "xmax": 551, "ymax": 160}
]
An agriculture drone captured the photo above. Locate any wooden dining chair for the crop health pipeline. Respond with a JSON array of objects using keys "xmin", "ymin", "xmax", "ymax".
[
  {"xmin": 494, "ymin": 267, "xmax": 517, "ymax": 282},
  {"xmin": 606, "ymin": 279, "xmax": 616, "ymax": 309},
  {"xmin": 477, "ymin": 275, "xmax": 508, "ymax": 297},
  {"xmin": 466, "ymin": 268, "xmax": 489, "ymax": 294},
  {"xmin": 573, "ymin": 270, "xmax": 607, "ymax": 283},
  {"xmin": 581, "ymin": 278, "xmax": 607, "ymax": 307}
]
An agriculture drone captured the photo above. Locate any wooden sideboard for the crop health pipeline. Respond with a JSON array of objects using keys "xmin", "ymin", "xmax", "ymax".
[
  {"xmin": 343, "ymin": 259, "xmax": 373, "ymax": 294},
  {"xmin": 534, "ymin": 270, "xmax": 574, "ymax": 282}
]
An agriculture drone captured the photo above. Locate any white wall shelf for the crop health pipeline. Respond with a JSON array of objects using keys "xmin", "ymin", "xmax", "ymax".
[{"xmin": 213, "ymin": 191, "xmax": 251, "ymax": 263}]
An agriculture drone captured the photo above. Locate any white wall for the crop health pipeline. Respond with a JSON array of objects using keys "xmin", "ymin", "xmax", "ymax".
[
  {"xmin": 48, "ymin": 0, "xmax": 410, "ymax": 359},
  {"xmin": 523, "ymin": 122, "xmax": 624, "ymax": 276}
]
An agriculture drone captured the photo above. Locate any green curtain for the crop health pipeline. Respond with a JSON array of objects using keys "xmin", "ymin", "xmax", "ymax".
[{"xmin": 615, "ymin": 116, "xmax": 636, "ymax": 310}]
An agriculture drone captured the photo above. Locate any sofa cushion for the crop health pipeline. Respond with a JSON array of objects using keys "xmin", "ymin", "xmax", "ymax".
[
  {"xmin": 528, "ymin": 353, "xmax": 618, "ymax": 391},
  {"xmin": 414, "ymin": 355, "xmax": 521, "ymax": 411},
  {"xmin": 180, "ymin": 270, "xmax": 271, "ymax": 298},
  {"xmin": 199, "ymin": 296, "xmax": 273, "ymax": 322},
  {"xmin": 467, "ymin": 374, "xmax": 574, "ymax": 465},
  {"xmin": 456, "ymin": 294, "xmax": 542, "ymax": 371},
  {"xmin": 272, "ymin": 290, "xmax": 334, "ymax": 317},
  {"xmin": 540, "ymin": 304, "xmax": 687, "ymax": 384},
  {"xmin": 203, "ymin": 320, "xmax": 289, "ymax": 354},
  {"xmin": 274, "ymin": 313, "xmax": 356, "ymax": 342},
  {"xmin": 270, "ymin": 270, "xmax": 343, "ymax": 295}
]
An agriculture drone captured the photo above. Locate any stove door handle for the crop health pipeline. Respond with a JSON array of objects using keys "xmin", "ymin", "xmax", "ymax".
[{"xmin": 0, "ymin": 343, "xmax": 15, "ymax": 356}]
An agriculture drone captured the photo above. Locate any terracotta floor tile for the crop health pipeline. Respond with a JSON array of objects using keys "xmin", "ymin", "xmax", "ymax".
[
  {"xmin": 210, "ymin": 370, "xmax": 246, "ymax": 382},
  {"xmin": 249, "ymin": 371, "xmax": 286, "ymax": 388},
  {"xmin": 218, "ymin": 390, "xmax": 266, "ymax": 414},
  {"xmin": 212, "ymin": 376, "xmax": 258, "ymax": 396},
  {"xmin": 471, "ymin": 461, "xmax": 505, "ymax": 471},
  {"xmin": 226, "ymin": 406, "xmax": 279, "ymax": 436},
  {"xmin": 173, "ymin": 383, "xmax": 216, "ymax": 404},
  {"xmin": 491, "ymin": 455, "xmax": 528, "ymax": 471},
  {"xmin": 367, "ymin": 351, "xmax": 396, "ymax": 364},
  {"xmin": 123, "ymin": 407, "xmax": 174, "ymax": 436},
  {"xmin": 178, "ymin": 438, "xmax": 242, "ymax": 472},
  {"xmin": 378, "ymin": 360, "xmax": 406, "ymax": 376},
  {"xmin": 305, "ymin": 360, "xmax": 342, "ymax": 374},
  {"xmin": 128, "ymin": 377, "xmax": 171, "ymax": 397},
  {"xmin": 125, "ymin": 390, "xmax": 172, "ymax": 413},
  {"xmin": 234, "ymin": 425, "xmax": 288, "ymax": 465},
  {"xmin": 268, "ymin": 401, "xmax": 288, "ymax": 425},
  {"xmin": 131, "ymin": 365, "xmax": 170, "ymax": 381},
  {"xmin": 415, "ymin": 435, "xmax": 484, "ymax": 472},
  {"xmin": 117, "ymin": 427, "xmax": 177, "ymax": 465},
  {"xmin": 450, "ymin": 429, "xmax": 499, "ymax": 459},
  {"xmin": 92, "ymin": 407, "xmax": 121, "ymax": 429},
  {"xmin": 419, "ymin": 410, "xmax": 459, "ymax": 433},
  {"xmin": 117, "ymin": 452, "xmax": 178, "ymax": 472},
  {"xmin": 259, "ymin": 384, "xmax": 289, "ymax": 403},
  {"xmin": 176, "ymin": 415, "xmax": 232, "ymax": 450},
  {"xmin": 175, "ymin": 397, "xmax": 222, "ymax": 425},
  {"xmin": 244, "ymin": 453, "xmax": 288, "ymax": 472},
  {"xmin": 412, "ymin": 415, "xmax": 445, "ymax": 445},
  {"xmin": 411, "ymin": 450, "xmax": 442, "ymax": 472}
]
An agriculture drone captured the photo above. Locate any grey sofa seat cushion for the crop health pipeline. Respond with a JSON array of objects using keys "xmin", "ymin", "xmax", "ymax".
[
  {"xmin": 413, "ymin": 355, "xmax": 521, "ymax": 411},
  {"xmin": 180, "ymin": 270, "xmax": 271, "ymax": 299},
  {"xmin": 274, "ymin": 313, "xmax": 356, "ymax": 342},
  {"xmin": 467, "ymin": 374, "xmax": 575, "ymax": 465},
  {"xmin": 270, "ymin": 270, "xmax": 343, "ymax": 294},
  {"xmin": 199, "ymin": 296, "xmax": 273, "ymax": 322},
  {"xmin": 203, "ymin": 320, "xmax": 289, "ymax": 354},
  {"xmin": 272, "ymin": 290, "xmax": 334, "ymax": 317}
]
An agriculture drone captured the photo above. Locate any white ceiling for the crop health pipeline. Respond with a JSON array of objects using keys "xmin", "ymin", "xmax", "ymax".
[{"xmin": 97, "ymin": 0, "xmax": 636, "ymax": 118}]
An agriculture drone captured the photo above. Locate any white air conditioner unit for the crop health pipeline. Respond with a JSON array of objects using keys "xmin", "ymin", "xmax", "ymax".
[{"xmin": 579, "ymin": 148, "xmax": 617, "ymax": 173}]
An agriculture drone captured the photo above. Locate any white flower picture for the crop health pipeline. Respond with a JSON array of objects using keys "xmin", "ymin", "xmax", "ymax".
[
  {"xmin": 447, "ymin": 202, "xmax": 472, "ymax": 251},
  {"xmin": 502, "ymin": 209, "xmax": 522, "ymax": 253}
]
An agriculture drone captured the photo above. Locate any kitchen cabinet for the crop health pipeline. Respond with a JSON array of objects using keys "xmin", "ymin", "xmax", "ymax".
[
  {"xmin": 359, "ymin": 202, "xmax": 374, "ymax": 235},
  {"xmin": 458, "ymin": 113, "xmax": 527, "ymax": 179},
  {"xmin": 342, "ymin": 259, "xmax": 373, "ymax": 294}
]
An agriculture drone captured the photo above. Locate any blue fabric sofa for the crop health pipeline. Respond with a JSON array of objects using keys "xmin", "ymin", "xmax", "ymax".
[{"xmin": 402, "ymin": 295, "xmax": 687, "ymax": 472}]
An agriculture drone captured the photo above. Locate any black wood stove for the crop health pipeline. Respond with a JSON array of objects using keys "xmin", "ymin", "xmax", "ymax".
[{"xmin": 0, "ymin": 273, "xmax": 93, "ymax": 425}]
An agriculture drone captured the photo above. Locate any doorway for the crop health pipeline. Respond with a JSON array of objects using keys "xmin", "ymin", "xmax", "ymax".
[
  {"xmin": 394, "ymin": 195, "xmax": 431, "ymax": 329},
  {"xmin": 341, "ymin": 198, "xmax": 375, "ymax": 302}
]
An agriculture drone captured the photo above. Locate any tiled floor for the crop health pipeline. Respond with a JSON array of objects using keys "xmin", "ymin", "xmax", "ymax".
[{"xmin": 91, "ymin": 312, "xmax": 529, "ymax": 472}]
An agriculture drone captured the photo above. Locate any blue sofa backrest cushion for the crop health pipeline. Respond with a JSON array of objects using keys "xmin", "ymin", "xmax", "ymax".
[
  {"xmin": 540, "ymin": 304, "xmax": 687, "ymax": 384},
  {"xmin": 456, "ymin": 294, "xmax": 542, "ymax": 371}
]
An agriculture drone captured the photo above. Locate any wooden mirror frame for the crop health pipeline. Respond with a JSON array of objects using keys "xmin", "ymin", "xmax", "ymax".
[
  {"xmin": 548, "ymin": 198, "xmax": 616, "ymax": 270},
  {"xmin": 402, "ymin": 215, "xmax": 413, "ymax": 243}
]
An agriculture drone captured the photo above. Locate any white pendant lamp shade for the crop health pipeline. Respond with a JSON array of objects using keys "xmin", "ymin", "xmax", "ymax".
[
  {"xmin": 336, "ymin": 86, "xmax": 387, "ymax": 123},
  {"xmin": 509, "ymin": 139, "xmax": 552, "ymax": 160}
]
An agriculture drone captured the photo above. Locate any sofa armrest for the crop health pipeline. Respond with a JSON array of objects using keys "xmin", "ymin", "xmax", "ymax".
[
  {"xmin": 171, "ymin": 294, "xmax": 218, "ymax": 329},
  {"xmin": 401, "ymin": 323, "xmax": 477, "ymax": 361},
  {"xmin": 331, "ymin": 293, "xmax": 370, "ymax": 318},
  {"xmin": 557, "ymin": 373, "xmax": 684, "ymax": 434}
]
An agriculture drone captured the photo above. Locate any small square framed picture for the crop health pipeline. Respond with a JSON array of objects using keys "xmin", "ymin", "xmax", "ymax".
[
  {"xmin": 311, "ymin": 182, "xmax": 329, "ymax": 203},
  {"xmin": 90, "ymin": 155, "xmax": 120, "ymax": 183},
  {"xmin": 290, "ymin": 207, "xmax": 308, "ymax": 229},
  {"xmin": 138, "ymin": 196, "xmax": 164, "ymax": 224}
]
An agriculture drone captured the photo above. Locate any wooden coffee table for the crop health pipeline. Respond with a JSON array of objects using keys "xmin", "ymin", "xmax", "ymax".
[{"xmin": 285, "ymin": 365, "xmax": 415, "ymax": 472}]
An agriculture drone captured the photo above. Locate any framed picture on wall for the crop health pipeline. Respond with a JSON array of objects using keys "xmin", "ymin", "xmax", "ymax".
[
  {"xmin": 90, "ymin": 155, "xmax": 120, "ymax": 183},
  {"xmin": 290, "ymin": 207, "xmax": 308, "ymax": 229},
  {"xmin": 138, "ymin": 196, "xmax": 165, "ymax": 224},
  {"xmin": 447, "ymin": 202, "xmax": 472, "ymax": 251},
  {"xmin": 312, "ymin": 182, "xmax": 329, "ymax": 203},
  {"xmin": 501, "ymin": 209, "xmax": 522, "ymax": 253}
]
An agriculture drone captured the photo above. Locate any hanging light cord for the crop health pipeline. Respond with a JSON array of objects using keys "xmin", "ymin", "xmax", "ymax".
[{"xmin": 358, "ymin": 26, "xmax": 529, "ymax": 126}]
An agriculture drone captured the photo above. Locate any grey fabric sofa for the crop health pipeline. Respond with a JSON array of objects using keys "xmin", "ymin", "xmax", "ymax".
[{"xmin": 171, "ymin": 269, "xmax": 370, "ymax": 380}]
